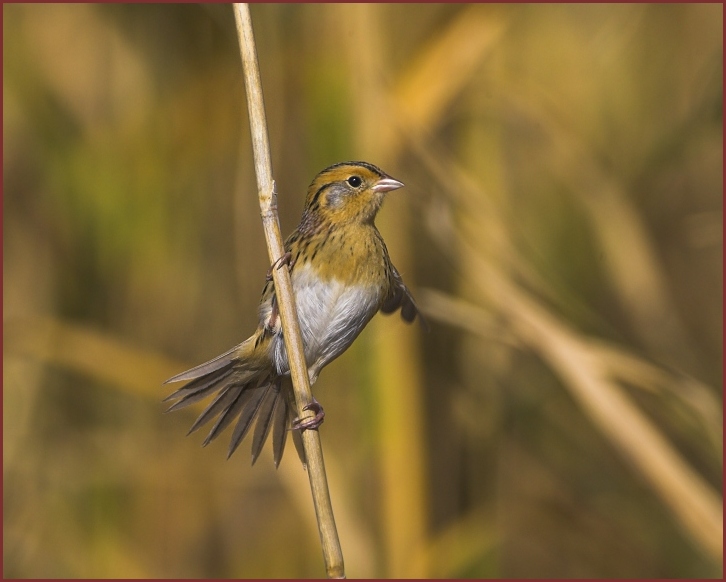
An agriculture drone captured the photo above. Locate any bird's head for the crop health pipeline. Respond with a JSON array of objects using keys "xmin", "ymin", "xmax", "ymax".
[{"xmin": 301, "ymin": 161, "xmax": 404, "ymax": 228}]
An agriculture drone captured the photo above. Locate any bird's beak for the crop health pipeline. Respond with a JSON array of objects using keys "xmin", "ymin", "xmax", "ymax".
[{"xmin": 372, "ymin": 177, "xmax": 404, "ymax": 193}]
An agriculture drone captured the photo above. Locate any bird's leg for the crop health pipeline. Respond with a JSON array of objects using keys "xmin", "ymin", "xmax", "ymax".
[
  {"xmin": 291, "ymin": 397, "xmax": 325, "ymax": 431},
  {"xmin": 266, "ymin": 251, "xmax": 295, "ymax": 282}
]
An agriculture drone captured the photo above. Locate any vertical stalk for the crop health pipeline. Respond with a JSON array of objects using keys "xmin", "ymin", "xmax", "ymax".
[
  {"xmin": 232, "ymin": 4, "xmax": 345, "ymax": 578},
  {"xmin": 342, "ymin": 4, "xmax": 429, "ymax": 574}
]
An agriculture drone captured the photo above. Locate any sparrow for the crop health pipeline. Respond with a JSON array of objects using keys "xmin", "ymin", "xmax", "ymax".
[{"xmin": 163, "ymin": 161, "xmax": 424, "ymax": 466}]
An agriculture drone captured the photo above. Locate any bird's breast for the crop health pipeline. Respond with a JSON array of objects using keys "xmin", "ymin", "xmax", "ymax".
[{"xmin": 267, "ymin": 262, "xmax": 383, "ymax": 378}]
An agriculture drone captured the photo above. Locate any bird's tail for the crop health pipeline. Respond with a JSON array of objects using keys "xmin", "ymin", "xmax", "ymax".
[{"xmin": 163, "ymin": 340, "xmax": 305, "ymax": 467}]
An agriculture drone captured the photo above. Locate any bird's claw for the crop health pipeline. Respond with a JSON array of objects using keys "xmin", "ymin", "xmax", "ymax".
[
  {"xmin": 266, "ymin": 252, "xmax": 295, "ymax": 282},
  {"xmin": 291, "ymin": 398, "xmax": 325, "ymax": 431}
]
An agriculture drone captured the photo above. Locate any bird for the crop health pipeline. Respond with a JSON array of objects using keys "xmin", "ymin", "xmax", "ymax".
[{"xmin": 163, "ymin": 161, "xmax": 425, "ymax": 467}]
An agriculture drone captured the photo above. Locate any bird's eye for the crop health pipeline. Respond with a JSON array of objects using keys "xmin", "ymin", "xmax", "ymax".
[{"xmin": 347, "ymin": 176, "xmax": 362, "ymax": 188}]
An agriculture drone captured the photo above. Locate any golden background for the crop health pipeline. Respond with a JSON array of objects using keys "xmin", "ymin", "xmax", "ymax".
[{"xmin": 3, "ymin": 3, "xmax": 722, "ymax": 578}]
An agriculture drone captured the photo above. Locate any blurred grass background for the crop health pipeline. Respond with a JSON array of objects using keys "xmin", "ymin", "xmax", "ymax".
[{"xmin": 3, "ymin": 3, "xmax": 722, "ymax": 578}]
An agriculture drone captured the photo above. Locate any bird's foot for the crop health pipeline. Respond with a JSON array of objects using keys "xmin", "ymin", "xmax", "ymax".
[
  {"xmin": 291, "ymin": 398, "xmax": 325, "ymax": 431},
  {"xmin": 266, "ymin": 252, "xmax": 295, "ymax": 281}
]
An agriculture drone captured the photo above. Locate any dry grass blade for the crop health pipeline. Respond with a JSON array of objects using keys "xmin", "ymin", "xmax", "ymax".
[
  {"xmin": 4, "ymin": 317, "xmax": 185, "ymax": 396},
  {"xmin": 420, "ymin": 289, "xmax": 722, "ymax": 453},
  {"xmin": 392, "ymin": 5, "xmax": 506, "ymax": 146},
  {"xmin": 503, "ymin": 85, "xmax": 698, "ymax": 366},
  {"xmin": 370, "ymin": 5, "xmax": 508, "ymax": 163},
  {"xmin": 418, "ymin": 283, "xmax": 723, "ymax": 562},
  {"xmin": 590, "ymin": 341, "xmax": 723, "ymax": 454},
  {"xmin": 343, "ymin": 4, "xmax": 452, "ymax": 575}
]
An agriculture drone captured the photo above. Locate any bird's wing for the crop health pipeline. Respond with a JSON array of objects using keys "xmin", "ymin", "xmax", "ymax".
[{"xmin": 380, "ymin": 265, "xmax": 429, "ymax": 331}]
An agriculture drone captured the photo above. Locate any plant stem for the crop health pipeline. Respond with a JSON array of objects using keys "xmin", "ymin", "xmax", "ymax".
[{"xmin": 232, "ymin": 4, "xmax": 345, "ymax": 578}]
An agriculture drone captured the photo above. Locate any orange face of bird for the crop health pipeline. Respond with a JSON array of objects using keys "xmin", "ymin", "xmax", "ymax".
[{"xmin": 303, "ymin": 161, "xmax": 404, "ymax": 226}]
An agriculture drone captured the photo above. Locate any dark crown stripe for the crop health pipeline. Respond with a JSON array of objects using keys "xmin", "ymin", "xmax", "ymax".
[{"xmin": 320, "ymin": 160, "xmax": 386, "ymax": 178}]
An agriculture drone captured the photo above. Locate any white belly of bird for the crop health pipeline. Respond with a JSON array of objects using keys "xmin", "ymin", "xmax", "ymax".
[{"xmin": 269, "ymin": 263, "xmax": 382, "ymax": 380}]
